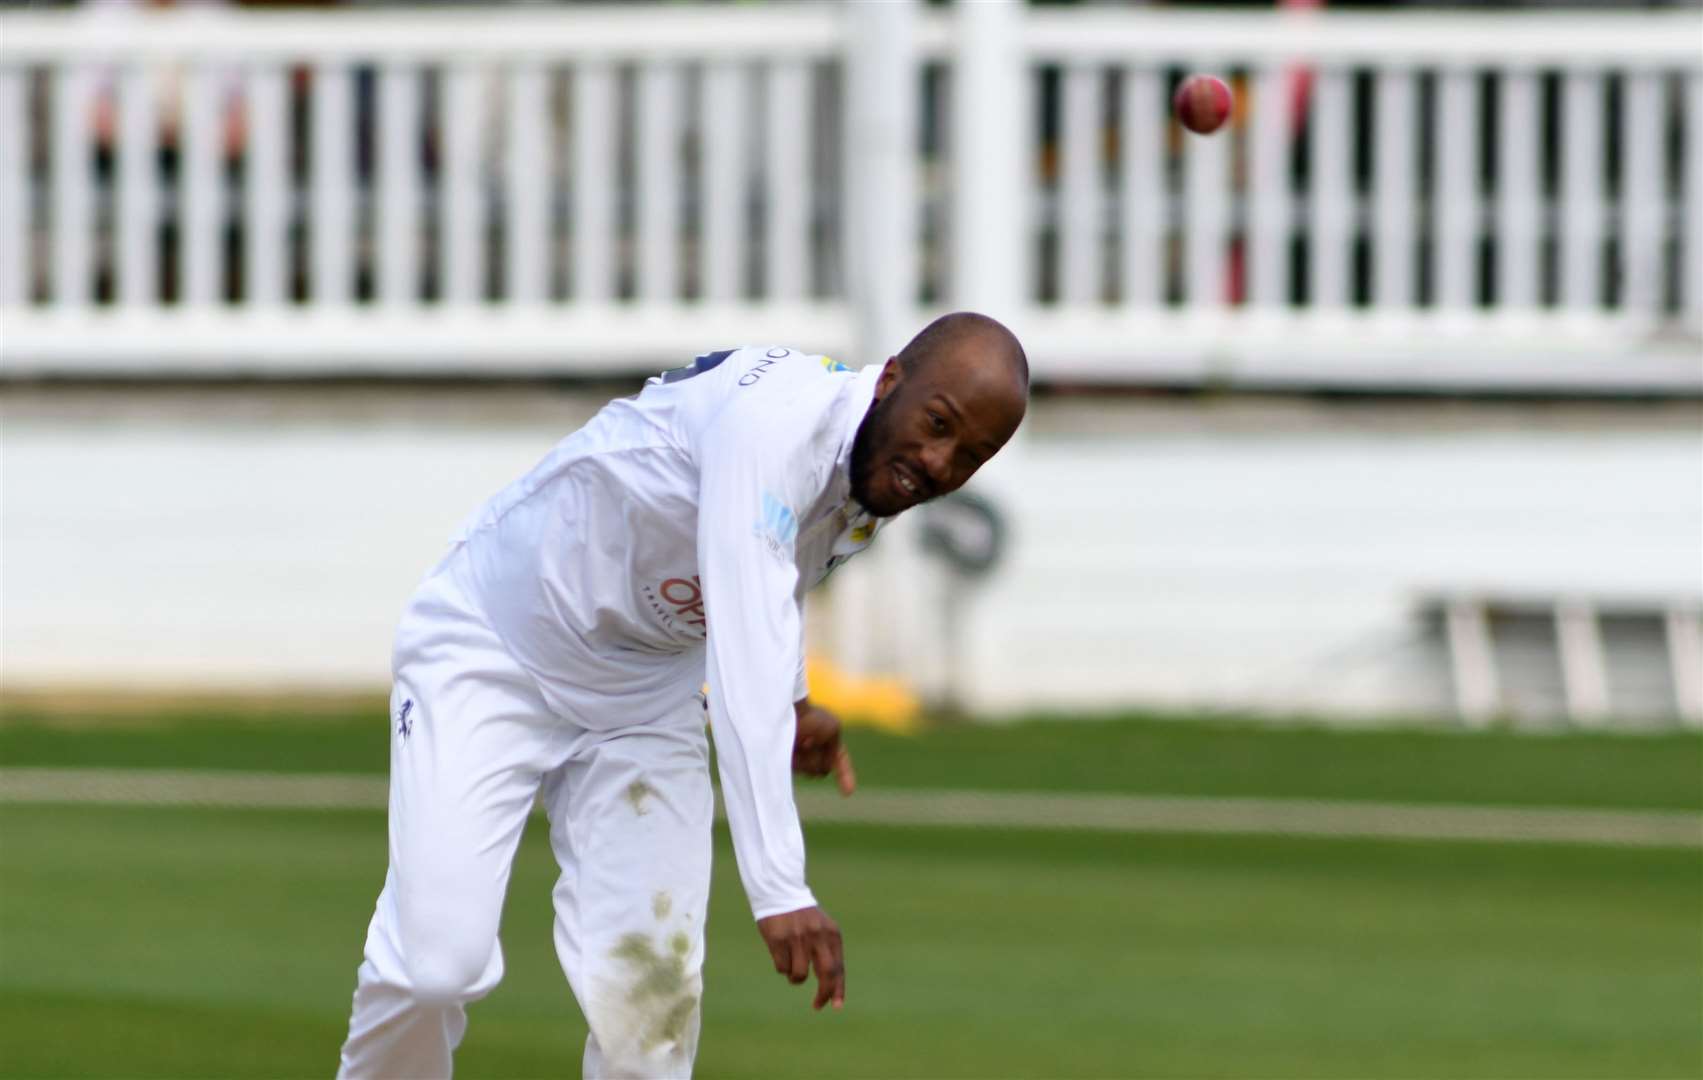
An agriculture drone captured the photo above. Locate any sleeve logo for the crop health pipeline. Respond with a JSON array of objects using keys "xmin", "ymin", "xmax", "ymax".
[{"xmin": 758, "ymin": 491, "xmax": 799, "ymax": 555}]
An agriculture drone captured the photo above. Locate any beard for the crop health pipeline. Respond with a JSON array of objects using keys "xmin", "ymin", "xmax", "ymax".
[{"xmin": 848, "ymin": 389, "xmax": 901, "ymax": 516}]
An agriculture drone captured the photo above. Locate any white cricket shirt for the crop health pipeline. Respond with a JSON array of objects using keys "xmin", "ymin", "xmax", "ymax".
[{"xmin": 447, "ymin": 346, "xmax": 886, "ymax": 919}]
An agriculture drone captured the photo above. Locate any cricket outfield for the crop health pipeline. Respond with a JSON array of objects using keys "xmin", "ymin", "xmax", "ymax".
[{"xmin": 1, "ymin": 709, "xmax": 1698, "ymax": 1078}]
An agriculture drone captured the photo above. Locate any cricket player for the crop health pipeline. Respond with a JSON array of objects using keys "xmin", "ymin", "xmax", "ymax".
[{"xmin": 337, "ymin": 312, "xmax": 1028, "ymax": 1078}]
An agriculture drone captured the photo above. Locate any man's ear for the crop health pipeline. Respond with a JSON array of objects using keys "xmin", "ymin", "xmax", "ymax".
[{"xmin": 873, "ymin": 356, "xmax": 903, "ymax": 402}]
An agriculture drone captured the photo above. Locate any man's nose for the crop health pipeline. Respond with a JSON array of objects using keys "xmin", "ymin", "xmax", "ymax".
[{"xmin": 919, "ymin": 442, "xmax": 954, "ymax": 489}]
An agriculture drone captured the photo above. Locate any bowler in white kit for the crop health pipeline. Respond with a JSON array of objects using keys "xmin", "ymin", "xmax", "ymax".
[{"xmin": 337, "ymin": 312, "xmax": 1028, "ymax": 1078}]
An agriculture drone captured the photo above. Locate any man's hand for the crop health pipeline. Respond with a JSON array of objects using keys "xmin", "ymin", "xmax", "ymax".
[
  {"xmin": 793, "ymin": 700, "xmax": 856, "ymax": 796},
  {"xmin": 757, "ymin": 905, "xmax": 845, "ymax": 1010}
]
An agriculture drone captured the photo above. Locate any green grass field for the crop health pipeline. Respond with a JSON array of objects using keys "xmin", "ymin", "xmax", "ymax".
[{"xmin": 2, "ymin": 707, "xmax": 1699, "ymax": 1078}]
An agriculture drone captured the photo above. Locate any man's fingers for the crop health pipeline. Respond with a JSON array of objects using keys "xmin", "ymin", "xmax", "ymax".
[
  {"xmin": 759, "ymin": 910, "xmax": 846, "ymax": 1011},
  {"xmin": 811, "ymin": 931, "xmax": 845, "ymax": 1010},
  {"xmin": 833, "ymin": 745, "xmax": 857, "ymax": 796},
  {"xmin": 787, "ymin": 934, "xmax": 810, "ymax": 984}
]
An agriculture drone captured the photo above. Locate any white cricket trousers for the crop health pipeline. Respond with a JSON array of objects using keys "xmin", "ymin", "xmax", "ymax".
[{"xmin": 337, "ymin": 558, "xmax": 714, "ymax": 1079}]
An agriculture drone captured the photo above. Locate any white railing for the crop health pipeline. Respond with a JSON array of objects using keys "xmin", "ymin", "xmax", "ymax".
[
  {"xmin": 1, "ymin": 3, "xmax": 1699, "ymax": 391},
  {"xmin": 1012, "ymin": 7, "xmax": 1703, "ymax": 390}
]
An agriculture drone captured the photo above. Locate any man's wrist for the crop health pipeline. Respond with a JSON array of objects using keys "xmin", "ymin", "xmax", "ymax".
[{"xmin": 750, "ymin": 892, "xmax": 819, "ymax": 922}]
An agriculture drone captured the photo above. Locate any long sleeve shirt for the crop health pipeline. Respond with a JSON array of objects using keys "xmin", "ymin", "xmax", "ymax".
[{"xmin": 447, "ymin": 346, "xmax": 885, "ymax": 918}]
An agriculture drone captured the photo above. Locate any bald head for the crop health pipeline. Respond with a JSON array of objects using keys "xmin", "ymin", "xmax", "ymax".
[
  {"xmin": 895, "ymin": 311, "xmax": 1029, "ymax": 388},
  {"xmin": 848, "ymin": 312, "xmax": 1029, "ymax": 517}
]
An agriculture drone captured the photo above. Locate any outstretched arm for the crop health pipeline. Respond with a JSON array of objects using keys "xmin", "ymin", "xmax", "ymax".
[
  {"xmin": 757, "ymin": 700, "xmax": 853, "ymax": 1011},
  {"xmin": 694, "ymin": 401, "xmax": 847, "ymax": 1010}
]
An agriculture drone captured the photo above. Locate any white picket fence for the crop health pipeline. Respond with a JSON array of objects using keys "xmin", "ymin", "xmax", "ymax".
[{"xmin": 1, "ymin": 2, "xmax": 1700, "ymax": 390}]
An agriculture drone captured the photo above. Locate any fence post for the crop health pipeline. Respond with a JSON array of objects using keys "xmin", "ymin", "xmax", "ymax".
[
  {"xmin": 0, "ymin": 67, "xmax": 22, "ymax": 309},
  {"xmin": 936, "ymin": 0, "xmax": 1027, "ymax": 711},
  {"xmin": 845, "ymin": 0, "xmax": 916, "ymax": 363},
  {"xmin": 952, "ymin": 0, "xmax": 1024, "ymax": 319},
  {"xmin": 835, "ymin": 0, "xmax": 917, "ymax": 683}
]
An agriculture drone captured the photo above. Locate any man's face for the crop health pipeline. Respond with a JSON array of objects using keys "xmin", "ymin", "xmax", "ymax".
[{"xmin": 849, "ymin": 349, "xmax": 1026, "ymax": 518}]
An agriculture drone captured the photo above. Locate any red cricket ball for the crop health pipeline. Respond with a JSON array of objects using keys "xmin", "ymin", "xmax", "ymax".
[{"xmin": 1173, "ymin": 74, "xmax": 1232, "ymax": 135}]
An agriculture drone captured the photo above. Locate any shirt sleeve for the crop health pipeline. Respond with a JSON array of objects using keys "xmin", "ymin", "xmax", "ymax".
[
  {"xmin": 793, "ymin": 597, "xmax": 810, "ymax": 704},
  {"xmin": 695, "ymin": 401, "xmax": 820, "ymax": 920}
]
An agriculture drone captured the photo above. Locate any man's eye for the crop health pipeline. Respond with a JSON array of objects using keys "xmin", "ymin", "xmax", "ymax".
[{"xmin": 928, "ymin": 413, "xmax": 946, "ymax": 433}]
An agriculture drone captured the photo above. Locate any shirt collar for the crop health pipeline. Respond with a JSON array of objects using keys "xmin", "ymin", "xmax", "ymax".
[{"xmin": 830, "ymin": 362, "xmax": 885, "ymax": 519}]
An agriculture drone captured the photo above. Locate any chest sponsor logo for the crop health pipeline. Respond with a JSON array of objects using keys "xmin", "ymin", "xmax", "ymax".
[
  {"xmin": 739, "ymin": 355, "xmax": 779, "ymax": 386},
  {"xmin": 739, "ymin": 349, "xmax": 844, "ymax": 385},
  {"xmin": 641, "ymin": 574, "xmax": 708, "ymax": 636}
]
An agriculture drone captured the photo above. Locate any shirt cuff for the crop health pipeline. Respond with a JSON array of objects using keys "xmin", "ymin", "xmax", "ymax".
[{"xmin": 750, "ymin": 890, "xmax": 821, "ymax": 922}]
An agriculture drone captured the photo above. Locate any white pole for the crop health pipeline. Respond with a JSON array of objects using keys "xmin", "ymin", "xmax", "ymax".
[
  {"xmin": 950, "ymin": 0, "xmax": 1022, "ymax": 319},
  {"xmin": 1059, "ymin": 63, "xmax": 1102, "ymax": 306},
  {"xmin": 765, "ymin": 61, "xmax": 810, "ymax": 303},
  {"xmin": 245, "ymin": 64, "xmax": 287, "ymax": 308},
  {"xmin": 505, "ymin": 62, "xmax": 547, "ymax": 306},
  {"xmin": 183, "ymin": 65, "xmax": 223, "ymax": 307},
  {"xmin": 637, "ymin": 61, "xmax": 683, "ymax": 304},
  {"xmin": 1619, "ymin": 71, "xmax": 1662, "ymax": 320},
  {"xmin": 441, "ymin": 61, "xmax": 484, "ymax": 307},
  {"xmin": 941, "ymin": 0, "xmax": 1027, "ymax": 706},
  {"xmin": 311, "ymin": 62, "xmax": 352, "ymax": 307},
  {"xmin": 1435, "ymin": 68, "xmax": 1476, "ymax": 312},
  {"xmin": 118, "ymin": 63, "xmax": 158, "ymax": 308},
  {"xmin": 1247, "ymin": 63, "xmax": 1290, "ymax": 310},
  {"xmin": 1121, "ymin": 67, "xmax": 1165, "ymax": 309},
  {"xmin": 1687, "ymin": 72, "xmax": 1703, "ymax": 328},
  {"xmin": 837, "ymin": 0, "xmax": 908, "ymax": 681},
  {"xmin": 846, "ymin": 0, "xmax": 916, "ymax": 360},
  {"xmin": 1555, "ymin": 600, "xmax": 1610, "ymax": 727},
  {"xmin": 1373, "ymin": 67, "xmax": 1414, "ymax": 310},
  {"xmin": 1445, "ymin": 597, "xmax": 1499, "ymax": 727},
  {"xmin": 702, "ymin": 62, "xmax": 749, "ymax": 303},
  {"xmin": 1184, "ymin": 77, "xmax": 1230, "ymax": 311},
  {"xmin": 0, "ymin": 68, "xmax": 23, "ymax": 308},
  {"xmin": 839, "ymin": 0, "xmax": 918, "ymax": 681},
  {"xmin": 570, "ymin": 61, "xmax": 614, "ymax": 304},
  {"xmin": 1308, "ymin": 68, "xmax": 1351, "ymax": 310},
  {"xmin": 1665, "ymin": 606, "xmax": 1703, "ymax": 728},
  {"xmin": 52, "ymin": 64, "xmax": 95, "ymax": 309},
  {"xmin": 1561, "ymin": 70, "xmax": 1603, "ymax": 313},
  {"xmin": 1495, "ymin": 67, "xmax": 1539, "ymax": 312},
  {"xmin": 378, "ymin": 62, "xmax": 420, "ymax": 309}
]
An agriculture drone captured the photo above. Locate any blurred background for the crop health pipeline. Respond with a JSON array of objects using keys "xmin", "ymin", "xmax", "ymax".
[
  {"xmin": 3, "ymin": 0, "xmax": 1701, "ymax": 725},
  {"xmin": 1, "ymin": 1, "xmax": 1700, "ymax": 1077}
]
